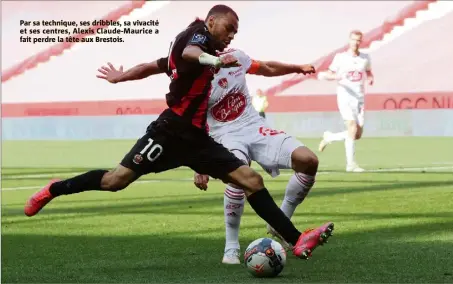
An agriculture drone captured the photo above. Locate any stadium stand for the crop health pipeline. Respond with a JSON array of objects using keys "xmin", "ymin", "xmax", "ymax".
[{"xmin": 2, "ymin": 1, "xmax": 451, "ymax": 138}]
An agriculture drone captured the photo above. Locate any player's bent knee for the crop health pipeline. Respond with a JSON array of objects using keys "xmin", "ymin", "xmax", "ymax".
[
  {"xmin": 246, "ymin": 172, "xmax": 264, "ymax": 192},
  {"xmin": 226, "ymin": 165, "xmax": 264, "ymax": 194},
  {"xmin": 291, "ymin": 147, "xmax": 319, "ymax": 175},
  {"xmin": 101, "ymin": 166, "xmax": 137, "ymax": 192},
  {"xmin": 228, "ymin": 182, "xmax": 243, "ymax": 190}
]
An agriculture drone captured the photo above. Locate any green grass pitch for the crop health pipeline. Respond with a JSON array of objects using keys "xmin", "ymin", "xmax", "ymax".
[{"xmin": 2, "ymin": 137, "xmax": 453, "ymax": 283}]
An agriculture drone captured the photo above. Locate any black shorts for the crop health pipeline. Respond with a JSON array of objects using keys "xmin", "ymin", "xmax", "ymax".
[{"xmin": 120, "ymin": 109, "xmax": 245, "ymax": 179}]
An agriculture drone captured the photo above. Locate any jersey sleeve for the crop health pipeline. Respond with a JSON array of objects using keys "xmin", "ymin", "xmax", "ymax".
[
  {"xmin": 156, "ymin": 57, "xmax": 169, "ymax": 72},
  {"xmin": 247, "ymin": 60, "xmax": 260, "ymax": 74},
  {"xmin": 234, "ymin": 50, "xmax": 259, "ymax": 74},
  {"xmin": 186, "ymin": 28, "xmax": 212, "ymax": 51},
  {"xmin": 365, "ymin": 55, "xmax": 372, "ymax": 71},
  {"xmin": 329, "ymin": 54, "xmax": 340, "ymax": 72}
]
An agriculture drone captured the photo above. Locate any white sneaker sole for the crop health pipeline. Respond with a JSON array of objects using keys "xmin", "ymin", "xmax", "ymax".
[{"xmin": 222, "ymin": 256, "xmax": 240, "ymax": 265}]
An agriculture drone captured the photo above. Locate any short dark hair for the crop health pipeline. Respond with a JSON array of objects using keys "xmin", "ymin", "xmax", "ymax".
[
  {"xmin": 350, "ymin": 30, "xmax": 363, "ymax": 37},
  {"xmin": 206, "ymin": 4, "xmax": 239, "ymax": 21}
]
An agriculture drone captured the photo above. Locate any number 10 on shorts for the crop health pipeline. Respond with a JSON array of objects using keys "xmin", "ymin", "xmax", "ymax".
[{"xmin": 139, "ymin": 138, "xmax": 163, "ymax": 162}]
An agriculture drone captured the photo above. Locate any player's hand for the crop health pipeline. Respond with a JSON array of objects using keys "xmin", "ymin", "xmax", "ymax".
[
  {"xmin": 96, "ymin": 62, "xmax": 124, "ymax": 83},
  {"xmin": 219, "ymin": 54, "xmax": 241, "ymax": 68},
  {"xmin": 368, "ymin": 77, "xmax": 374, "ymax": 86},
  {"xmin": 194, "ymin": 173, "xmax": 209, "ymax": 191},
  {"xmin": 299, "ymin": 64, "xmax": 316, "ymax": 75}
]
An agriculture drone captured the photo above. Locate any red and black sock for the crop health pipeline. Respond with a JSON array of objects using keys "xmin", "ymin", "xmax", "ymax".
[
  {"xmin": 247, "ymin": 188, "xmax": 301, "ymax": 246},
  {"xmin": 49, "ymin": 170, "xmax": 108, "ymax": 197}
]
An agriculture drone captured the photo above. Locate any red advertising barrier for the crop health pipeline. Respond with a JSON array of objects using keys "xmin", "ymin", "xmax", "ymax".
[{"xmin": 2, "ymin": 92, "xmax": 451, "ymax": 118}]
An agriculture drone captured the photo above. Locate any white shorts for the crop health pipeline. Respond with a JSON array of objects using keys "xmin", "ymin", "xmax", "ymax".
[
  {"xmin": 215, "ymin": 123, "xmax": 304, "ymax": 177},
  {"xmin": 337, "ymin": 95, "xmax": 365, "ymax": 126}
]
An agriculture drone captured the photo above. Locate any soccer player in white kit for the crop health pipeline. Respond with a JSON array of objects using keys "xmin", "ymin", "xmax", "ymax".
[
  {"xmin": 193, "ymin": 49, "xmax": 333, "ymax": 264},
  {"xmin": 317, "ymin": 30, "xmax": 374, "ymax": 172}
]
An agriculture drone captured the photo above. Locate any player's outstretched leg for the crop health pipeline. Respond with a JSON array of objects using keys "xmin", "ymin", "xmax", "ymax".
[
  {"xmin": 24, "ymin": 165, "xmax": 138, "ymax": 217},
  {"xmin": 268, "ymin": 146, "xmax": 319, "ymax": 249},
  {"xmin": 318, "ymin": 130, "xmax": 348, "ymax": 152},
  {"xmin": 224, "ymin": 165, "xmax": 334, "ymax": 260},
  {"xmin": 283, "ymin": 146, "xmax": 318, "ymax": 217},
  {"xmin": 222, "ymin": 184, "xmax": 245, "ymax": 264},
  {"xmin": 221, "ymin": 149, "xmax": 249, "ymax": 264},
  {"xmin": 344, "ymin": 120, "xmax": 364, "ymax": 172}
]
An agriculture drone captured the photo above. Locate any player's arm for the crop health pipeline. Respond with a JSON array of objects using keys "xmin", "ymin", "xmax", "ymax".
[
  {"xmin": 96, "ymin": 57, "xmax": 168, "ymax": 84},
  {"xmin": 318, "ymin": 54, "xmax": 341, "ymax": 81},
  {"xmin": 193, "ymin": 172, "xmax": 209, "ymax": 191},
  {"xmin": 182, "ymin": 45, "xmax": 240, "ymax": 68},
  {"xmin": 318, "ymin": 69, "xmax": 340, "ymax": 81},
  {"xmin": 182, "ymin": 32, "xmax": 239, "ymax": 68},
  {"xmin": 366, "ymin": 58, "xmax": 374, "ymax": 85},
  {"xmin": 182, "ymin": 45, "xmax": 218, "ymax": 64},
  {"xmin": 366, "ymin": 70, "xmax": 374, "ymax": 85},
  {"xmin": 247, "ymin": 60, "xmax": 315, "ymax": 77}
]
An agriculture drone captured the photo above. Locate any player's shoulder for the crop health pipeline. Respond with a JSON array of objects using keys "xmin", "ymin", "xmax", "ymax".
[
  {"xmin": 217, "ymin": 48, "xmax": 249, "ymax": 59},
  {"xmin": 182, "ymin": 20, "xmax": 209, "ymax": 40},
  {"xmin": 359, "ymin": 52, "xmax": 371, "ymax": 60}
]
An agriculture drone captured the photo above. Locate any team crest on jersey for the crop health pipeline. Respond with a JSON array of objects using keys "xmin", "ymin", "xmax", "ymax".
[
  {"xmin": 217, "ymin": 78, "xmax": 228, "ymax": 89},
  {"xmin": 211, "ymin": 89, "xmax": 247, "ymax": 122},
  {"xmin": 133, "ymin": 154, "xmax": 143, "ymax": 164}
]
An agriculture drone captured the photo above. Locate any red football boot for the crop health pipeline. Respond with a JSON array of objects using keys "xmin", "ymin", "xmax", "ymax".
[
  {"xmin": 24, "ymin": 179, "xmax": 59, "ymax": 217},
  {"xmin": 292, "ymin": 222, "xmax": 334, "ymax": 259}
]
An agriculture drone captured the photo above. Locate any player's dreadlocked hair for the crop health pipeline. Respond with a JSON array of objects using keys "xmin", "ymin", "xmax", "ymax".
[{"xmin": 206, "ymin": 4, "xmax": 239, "ymax": 21}]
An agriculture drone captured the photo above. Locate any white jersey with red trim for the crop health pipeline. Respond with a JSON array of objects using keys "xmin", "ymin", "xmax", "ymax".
[
  {"xmin": 329, "ymin": 51, "xmax": 371, "ymax": 100},
  {"xmin": 207, "ymin": 49, "xmax": 263, "ymax": 139}
]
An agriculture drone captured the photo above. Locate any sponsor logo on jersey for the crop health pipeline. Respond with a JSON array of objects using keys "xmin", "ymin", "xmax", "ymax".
[
  {"xmin": 228, "ymin": 67, "xmax": 243, "ymax": 77},
  {"xmin": 346, "ymin": 71, "xmax": 363, "ymax": 82},
  {"xmin": 211, "ymin": 91, "xmax": 247, "ymax": 122}
]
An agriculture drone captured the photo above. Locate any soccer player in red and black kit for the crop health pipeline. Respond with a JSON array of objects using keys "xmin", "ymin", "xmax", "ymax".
[{"xmin": 24, "ymin": 5, "xmax": 334, "ymax": 260}]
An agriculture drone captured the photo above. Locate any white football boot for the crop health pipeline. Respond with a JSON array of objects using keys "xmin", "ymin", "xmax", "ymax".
[
  {"xmin": 318, "ymin": 131, "xmax": 333, "ymax": 152},
  {"xmin": 346, "ymin": 162, "xmax": 365, "ymax": 172},
  {"xmin": 222, "ymin": 248, "xmax": 240, "ymax": 264}
]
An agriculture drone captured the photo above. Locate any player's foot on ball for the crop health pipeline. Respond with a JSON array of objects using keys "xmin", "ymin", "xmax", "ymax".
[
  {"xmin": 292, "ymin": 222, "xmax": 334, "ymax": 260},
  {"xmin": 24, "ymin": 179, "xmax": 59, "ymax": 217},
  {"xmin": 318, "ymin": 131, "xmax": 332, "ymax": 152},
  {"xmin": 222, "ymin": 248, "xmax": 240, "ymax": 264},
  {"xmin": 346, "ymin": 163, "xmax": 365, "ymax": 172},
  {"xmin": 267, "ymin": 224, "xmax": 292, "ymax": 250}
]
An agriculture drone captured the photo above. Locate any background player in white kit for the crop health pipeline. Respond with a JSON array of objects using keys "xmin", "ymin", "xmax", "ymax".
[
  {"xmin": 317, "ymin": 30, "xmax": 374, "ymax": 172},
  {"xmin": 193, "ymin": 49, "xmax": 333, "ymax": 264}
]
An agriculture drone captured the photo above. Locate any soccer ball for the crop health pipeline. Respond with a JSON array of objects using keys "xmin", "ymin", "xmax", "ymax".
[{"xmin": 244, "ymin": 238, "xmax": 287, "ymax": 278}]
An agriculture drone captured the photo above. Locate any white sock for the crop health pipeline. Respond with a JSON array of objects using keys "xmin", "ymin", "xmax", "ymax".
[
  {"xmin": 345, "ymin": 136, "xmax": 356, "ymax": 166},
  {"xmin": 224, "ymin": 185, "xmax": 245, "ymax": 252},
  {"xmin": 280, "ymin": 173, "xmax": 315, "ymax": 219},
  {"xmin": 327, "ymin": 131, "xmax": 348, "ymax": 142}
]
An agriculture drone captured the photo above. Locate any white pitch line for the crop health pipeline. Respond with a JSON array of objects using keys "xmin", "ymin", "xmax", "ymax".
[
  {"xmin": 0, "ymin": 178, "xmax": 193, "ymax": 191},
  {"xmin": 278, "ymin": 166, "xmax": 453, "ymax": 176},
  {"xmin": 4, "ymin": 164, "xmax": 451, "ymax": 180},
  {"xmin": 365, "ymin": 166, "xmax": 453, "ymax": 172},
  {"xmin": 2, "ymin": 172, "xmax": 84, "ymax": 179},
  {"xmin": 2, "ymin": 166, "xmax": 451, "ymax": 192}
]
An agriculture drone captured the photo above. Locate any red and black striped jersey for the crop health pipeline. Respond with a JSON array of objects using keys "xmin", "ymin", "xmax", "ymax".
[{"xmin": 157, "ymin": 20, "xmax": 219, "ymax": 130}]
